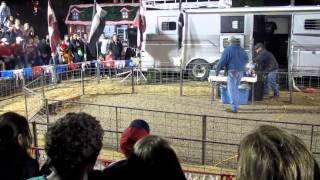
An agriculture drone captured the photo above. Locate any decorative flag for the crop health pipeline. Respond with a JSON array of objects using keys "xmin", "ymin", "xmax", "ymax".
[
  {"xmin": 88, "ymin": 3, "xmax": 107, "ymax": 57},
  {"xmin": 47, "ymin": 0, "xmax": 60, "ymax": 54},
  {"xmin": 137, "ymin": 1, "xmax": 146, "ymax": 49},
  {"xmin": 178, "ymin": 0, "xmax": 184, "ymax": 49}
]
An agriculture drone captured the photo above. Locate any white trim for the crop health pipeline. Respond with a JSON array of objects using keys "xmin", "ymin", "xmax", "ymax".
[{"xmin": 185, "ymin": 6, "xmax": 320, "ymax": 15}]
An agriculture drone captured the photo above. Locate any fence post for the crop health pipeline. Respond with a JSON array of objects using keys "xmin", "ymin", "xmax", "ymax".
[
  {"xmin": 32, "ymin": 122, "xmax": 39, "ymax": 160},
  {"xmin": 81, "ymin": 69, "xmax": 84, "ymax": 95},
  {"xmin": 45, "ymin": 98, "xmax": 50, "ymax": 124},
  {"xmin": 115, "ymin": 106, "xmax": 119, "ymax": 151},
  {"xmin": 180, "ymin": 65, "xmax": 183, "ymax": 96},
  {"xmin": 288, "ymin": 45, "xmax": 294, "ymax": 104},
  {"xmin": 310, "ymin": 125, "xmax": 314, "ymax": 152},
  {"xmin": 131, "ymin": 66, "xmax": 135, "ymax": 94},
  {"xmin": 202, "ymin": 115, "xmax": 207, "ymax": 165},
  {"xmin": 32, "ymin": 122, "xmax": 39, "ymax": 161},
  {"xmin": 41, "ymin": 71, "xmax": 45, "ymax": 103},
  {"xmin": 97, "ymin": 60, "xmax": 100, "ymax": 84},
  {"xmin": 289, "ymin": 71, "xmax": 293, "ymax": 104},
  {"xmin": 24, "ymin": 89, "xmax": 29, "ymax": 120}
]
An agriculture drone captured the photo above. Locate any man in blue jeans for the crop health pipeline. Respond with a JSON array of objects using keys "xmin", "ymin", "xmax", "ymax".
[
  {"xmin": 216, "ymin": 37, "xmax": 248, "ymax": 113},
  {"xmin": 254, "ymin": 43, "xmax": 280, "ymax": 98}
]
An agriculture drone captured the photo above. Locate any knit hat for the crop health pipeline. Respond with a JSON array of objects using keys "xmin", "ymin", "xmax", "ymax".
[
  {"xmin": 128, "ymin": 119, "xmax": 150, "ymax": 132},
  {"xmin": 120, "ymin": 119, "xmax": 150, "ymax": 157}
]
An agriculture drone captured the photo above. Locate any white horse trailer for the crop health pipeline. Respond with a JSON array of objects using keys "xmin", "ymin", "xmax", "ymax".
[{"xmin": 141, "ymin": 4, "xmax": 320, "ymax": 80}]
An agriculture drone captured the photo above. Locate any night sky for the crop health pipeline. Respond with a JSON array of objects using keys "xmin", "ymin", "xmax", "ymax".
[{"xmin": 4, "ymin": 0, "xmax": 320, "ymax": 39}]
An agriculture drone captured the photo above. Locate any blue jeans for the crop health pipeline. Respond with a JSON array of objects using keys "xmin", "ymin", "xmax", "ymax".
[
  {"xmin": 264, "ymin": 70, "xmax": 279, "ymax": 96},
  {"xmin": 227, "ymin": 70, "xmax": 243, "ymax": 111}
]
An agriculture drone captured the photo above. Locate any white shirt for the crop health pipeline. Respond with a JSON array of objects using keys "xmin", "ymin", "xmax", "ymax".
[{"xmin": 99, "ymin": 38, "xmax": 110, "ymax": 55}]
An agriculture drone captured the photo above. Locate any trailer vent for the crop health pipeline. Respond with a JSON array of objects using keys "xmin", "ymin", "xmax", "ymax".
[{"xmin": 304, "ymin": 19, "xmax": 320, "ymax": 30}]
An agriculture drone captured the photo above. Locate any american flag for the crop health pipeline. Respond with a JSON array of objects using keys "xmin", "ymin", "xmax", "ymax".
[{"xmin": 47, "ymin": 0, "xmax": 60, "ymax": 54}]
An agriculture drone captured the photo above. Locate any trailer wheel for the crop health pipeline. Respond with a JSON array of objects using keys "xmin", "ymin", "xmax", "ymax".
[{"xmin": 188, "ymin": 59, "xmax": 209, "ymax": 81}]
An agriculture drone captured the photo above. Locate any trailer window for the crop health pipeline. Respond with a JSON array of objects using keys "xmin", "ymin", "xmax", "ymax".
[
  {"xmin": 304, "ymin": 19, "xmax": 320, "ymax": 30},
  {"xmin": 161, "ymin": 22, "xmax": 176, "ymax": 31},
  {"xmin": 222, "ymin": 38, "xmax": 241, "ymax": 48}
]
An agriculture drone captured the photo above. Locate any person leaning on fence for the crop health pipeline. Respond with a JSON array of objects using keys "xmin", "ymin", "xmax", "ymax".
[
  {"xmin": 127, "ymin": 135, "xmax": 186, "ymax": 180},
  {"xmin": 237, "ymin": 125, "xmax": 320, "ymax": 180},
  {"xmin": 253, "ymin": 43, "xmax": 280, "ymax": 98},
  {"xmin": 216, "ymin": 36, "xmax": 248, "ymax": 113},
  {"xmin": 28, "ymin": 112, "xmax": 104, "ymax": 180},
  {"xmin": 0, "ymin": 112, "xmax": 39, "ymax": 180},
  {"xmin": 103, "ymin": 119, "xmax": 150, "ymax": 179}
]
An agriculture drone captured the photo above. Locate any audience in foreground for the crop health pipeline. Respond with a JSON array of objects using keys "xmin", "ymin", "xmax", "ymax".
[
  {"xmin": 29, "ymin": 112, "xmax": 104, "ymax": 180},
  {"xmin": 0, "ymin": 112, "xmax": 39, "ymax": 180},
  {"xmin": 5, "ymin": 110, "xmax": 318, "ymax": 180},
  {"xmin": 237, "ymin": 125, "xmax": 320, "ymax": 180}
]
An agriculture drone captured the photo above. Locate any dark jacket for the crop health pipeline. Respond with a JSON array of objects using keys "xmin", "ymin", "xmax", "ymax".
[
  {"xmin": 216, "ymin": 44, "xmax": 248, "ymax": 75},
  {"xmin": 109, "ymin": 41, "xmax": 122, "ymax": 60},
  {"xmin": 0, "ymin": 144, "xmax": 39, "ymax": 180},
  {"xmin": 103, "ymin": 159, "xmax": 130, "ymax": 179},
  {"xmin": 253, "ymin": 49, "xmax": 278, "ymax": 73}
]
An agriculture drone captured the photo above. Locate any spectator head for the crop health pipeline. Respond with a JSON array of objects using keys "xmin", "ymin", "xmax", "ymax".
[
  {"xmin": 237, "ymin": 125, "xmax": 320, "ymax": 180},
  {"xmin": 16, "ymin": 36, "xmax": 23, "ymax": 44},
  {"xmin": 72, "ymin": 33, "xmax": 78, "ymax": 40},
  {"xmin": 0, "ymin": 112, "xmax": 32, "ymax": 152},
  {"xmin": 99, "ymin": 34, "xmax": 105, "ymax": 40},
  {"xmin": 34, "ymin": 36, "xmax": 40, "ymax": 44},
  {"xmin": 64, "ymin": 35, "xmax": 69, "ymax": 42},
  {"xmin": 8, "ymin": 15, "xmax": 14, "ymax": 21},
  {"xmin": 131, "ymin": 135, "xmax": 186, "ymax": 180},
  {"xmin": 82, "ymin": 33, "xmax": 88, "ymax": 41},
  {"xmin": 112, "ymin": 34, "xmax": 118, "ymax": 42},
  {"xmin": 23, "ymin": 23, "xmax": 30, "ymax": 30},
  {"xmin": 27, "ymin": 38, "xmax": 34, "ymax": 44},
  {"xmin": 120, "ymin": 119, "xmax": 150, "ymax": 158},
  {"xmin": 122, "ymin": 40, "xmax": 128, "ymax": 47},
  {"xmin": 254, "ymin": 43, "xmax": 264, "ymax": 53},
  {"xmin": 0, "ymin": 1, "xmax": 6, "ymax": 8},
  {"xmin": 14, "ymin": 18, "xmax": 21, "ymax": 27},
  {"xmin": 29, "ymin": 30, "xmax": 35, "ymax": 38},
  {"xmin": 45, "ymin": 112, "xmax": 104, "ymax": 180},
  {"xmin": 1, "ymin": 37, "xmax": 9, "ymax": 45}
]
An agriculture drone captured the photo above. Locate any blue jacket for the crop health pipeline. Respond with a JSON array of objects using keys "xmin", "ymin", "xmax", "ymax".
[{"xmin": 216, "ymin": 44, "xmax": 248, "ymax": 75}]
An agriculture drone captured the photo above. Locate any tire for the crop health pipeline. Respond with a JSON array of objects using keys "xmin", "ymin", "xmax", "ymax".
[{"xmin": 188, "ymin": 59, "xmax": 209, "ymax": 81}]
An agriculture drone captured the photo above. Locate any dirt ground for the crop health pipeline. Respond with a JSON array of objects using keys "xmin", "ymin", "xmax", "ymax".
[{"xmin": 1, "ymin": 78, "xmax": 320, "ymax": 176}]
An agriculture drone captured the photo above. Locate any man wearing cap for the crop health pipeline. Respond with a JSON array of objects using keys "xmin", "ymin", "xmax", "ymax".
[
  {"xmin": 253, "ymin": 43, "xmax": 279, "ymax": 98},
  {"xmin": 216, "ymin": 37, "xmax": 248, "ymax": 113}
]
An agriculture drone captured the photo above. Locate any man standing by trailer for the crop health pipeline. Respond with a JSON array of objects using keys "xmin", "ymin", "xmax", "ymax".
[
  {"xmin": 216, "ymin": 37, "xmax": 248, "ymax": 113},
  {"xmin": 253, "ymin": 43, "xmax": 279, "ymax": 98}
]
